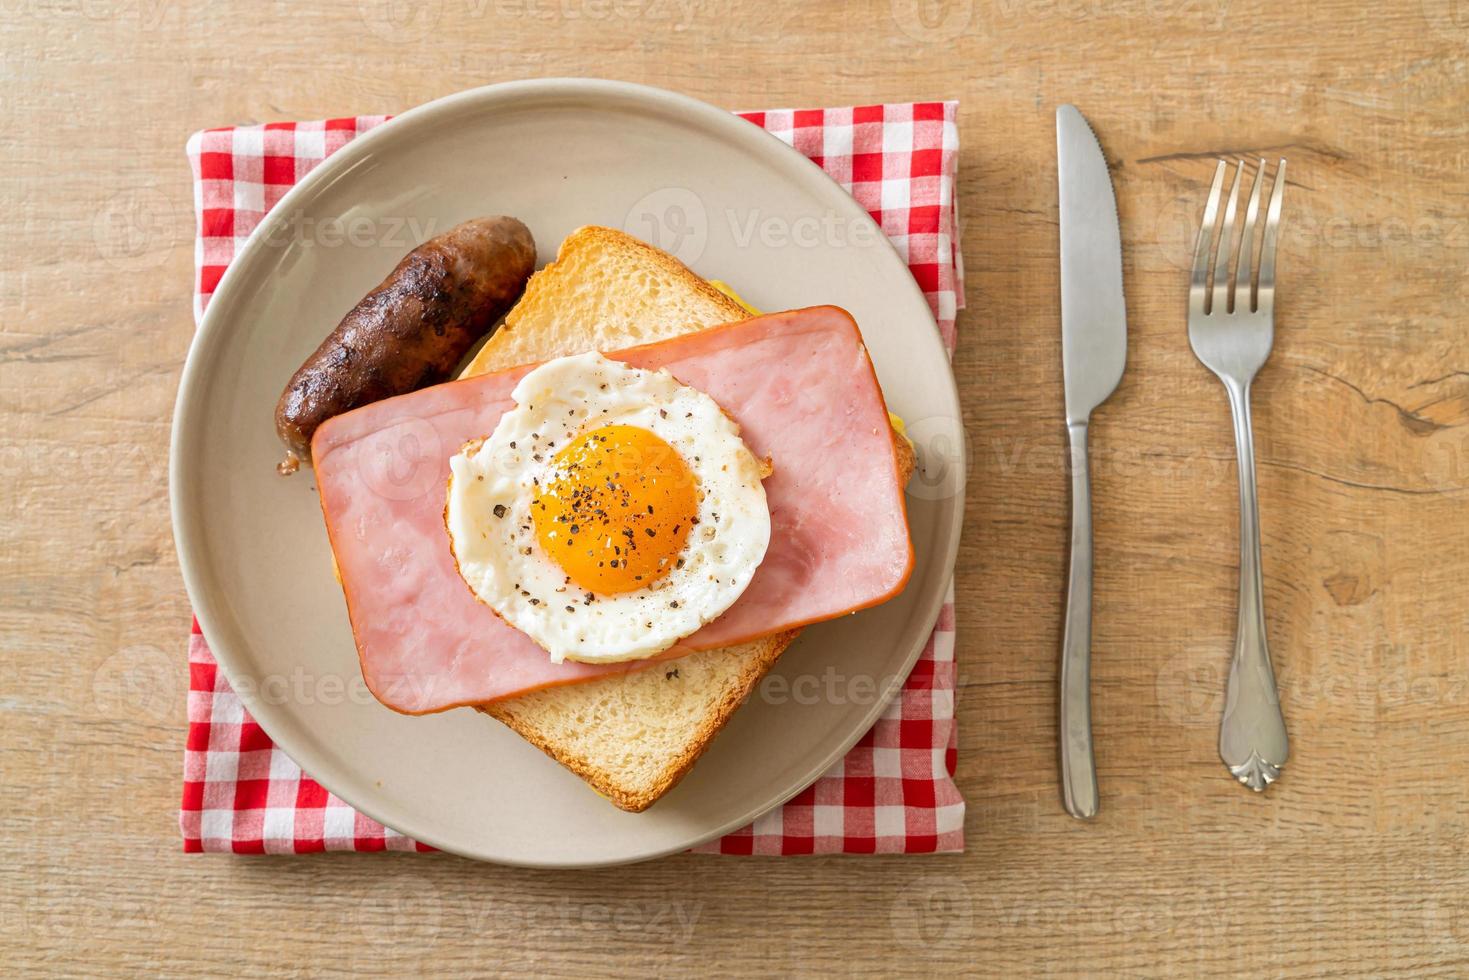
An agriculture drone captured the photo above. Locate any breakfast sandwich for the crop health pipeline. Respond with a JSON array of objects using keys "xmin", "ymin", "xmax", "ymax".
[{"xmin": 304, "ymin": 226, "xmax": 915, "ymax": 810}]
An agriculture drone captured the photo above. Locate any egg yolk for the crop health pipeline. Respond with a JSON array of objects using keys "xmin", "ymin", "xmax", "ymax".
[{"xmin": 532, "ymin": 425, "xmax": 698, "ymax": 595}]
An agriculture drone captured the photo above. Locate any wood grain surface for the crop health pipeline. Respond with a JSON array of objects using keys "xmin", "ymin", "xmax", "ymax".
[{"xmin": 3, "ymin": 0, "xmax": 1466, "ymax": 975}]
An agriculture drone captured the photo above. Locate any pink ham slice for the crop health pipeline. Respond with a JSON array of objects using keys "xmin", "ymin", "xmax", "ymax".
[{"xmin": 312, "ymin": 306, "xmax": 913, "ymax": 714}]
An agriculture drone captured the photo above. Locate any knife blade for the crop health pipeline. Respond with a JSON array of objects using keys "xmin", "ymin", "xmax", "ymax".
[
  {"xmin": 1059, "ymin": 105, "xmax": 1127, "ymax": 422},
  {"xmin": 1055, "ymin": 104, "xmax": 1127, "ymax": 820}
]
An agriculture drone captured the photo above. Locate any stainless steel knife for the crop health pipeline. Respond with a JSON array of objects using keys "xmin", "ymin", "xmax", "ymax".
[{"xmin": 1055, "ymin": 104, "xmax": 1127, "ymax": 820}]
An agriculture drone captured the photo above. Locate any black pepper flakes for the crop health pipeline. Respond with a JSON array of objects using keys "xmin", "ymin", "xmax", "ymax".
[{"xmin": 492, "ymin": 504, "xmax": 507, "ymax": 519}]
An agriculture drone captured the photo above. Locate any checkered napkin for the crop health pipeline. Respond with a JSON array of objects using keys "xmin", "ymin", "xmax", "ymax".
[{"xmin": 182, "ymin": 101, "xmax": 965, "ymax": 855}]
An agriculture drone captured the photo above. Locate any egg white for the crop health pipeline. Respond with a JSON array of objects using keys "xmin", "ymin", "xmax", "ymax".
[{"xmin": 445, "ymin": 352, "xmax": 771, "ymax": 664}]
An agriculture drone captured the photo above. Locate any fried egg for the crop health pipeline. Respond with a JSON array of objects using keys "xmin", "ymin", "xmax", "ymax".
[{"xmin": 445, "ymin": 352, "xmax": 771, "ymax": 664}]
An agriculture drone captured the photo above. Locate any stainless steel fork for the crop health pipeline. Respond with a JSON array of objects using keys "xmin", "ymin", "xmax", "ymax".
[{"xmin": 1187, "ymin": 158, "xmax": 1290, "ymax": 792}]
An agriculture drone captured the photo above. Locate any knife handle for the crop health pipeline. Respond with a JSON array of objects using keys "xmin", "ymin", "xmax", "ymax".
[{"xmin": 1060, "ymin": 420, "xmax": 1099, "ymax": 819}]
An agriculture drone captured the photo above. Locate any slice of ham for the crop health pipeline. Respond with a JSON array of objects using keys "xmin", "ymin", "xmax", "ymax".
[{"xmin": 312, "ymin": 306, "xmax": 913, "ymax": 714}]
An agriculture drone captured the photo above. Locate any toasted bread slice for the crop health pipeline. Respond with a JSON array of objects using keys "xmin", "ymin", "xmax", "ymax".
[
  {"xmin": 485, "ymin": 630, "xmax": 801, "ymax": 811},
  {"xmin": 463, "ymin": 226, "xmax": 912, "ymax": 811},
  {"xmin": 460, "ymin": 226, "xmax": 755, "ymax": 376}
]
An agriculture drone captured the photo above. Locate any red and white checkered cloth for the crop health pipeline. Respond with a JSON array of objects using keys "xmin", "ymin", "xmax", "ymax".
[{"xmin": 182, "ymin": 101, "xmax": 965, "ymax": 856}]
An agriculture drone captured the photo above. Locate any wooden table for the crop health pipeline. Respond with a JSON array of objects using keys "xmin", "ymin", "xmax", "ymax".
[{"xmin": 3, "ymin": 1, "xmax": 1465, "ymax": 974}]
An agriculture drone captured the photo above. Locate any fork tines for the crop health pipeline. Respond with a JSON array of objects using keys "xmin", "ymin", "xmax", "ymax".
[{"xmin": 1190, "ymin": 158, "xmax": 1286, "ymax": 317}]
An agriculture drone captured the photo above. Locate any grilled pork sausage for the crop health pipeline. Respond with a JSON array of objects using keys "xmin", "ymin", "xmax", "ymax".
[{"xmin": 274, "ymin": 215, "xmax": 535, "ymax": 473}]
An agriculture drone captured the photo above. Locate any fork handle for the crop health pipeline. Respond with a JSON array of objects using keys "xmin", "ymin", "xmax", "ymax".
[
  {"xmin": 1060, "ymin": 420, "xmax": 1099, "ymax": 819},
  {"xmin": 1220, "ymin": 379, "xmax": 1289, "ymax": 791}
]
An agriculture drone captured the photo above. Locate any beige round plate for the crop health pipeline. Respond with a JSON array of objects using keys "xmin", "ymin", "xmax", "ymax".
[{"xmin": 171, "ymin": 79, "xmax": 964, "ymax": 867}]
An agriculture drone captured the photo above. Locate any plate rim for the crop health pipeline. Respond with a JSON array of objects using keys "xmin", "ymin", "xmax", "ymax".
[{"xmin": 169, "ymin": 77, "xmax": 965, "ymax": 867}]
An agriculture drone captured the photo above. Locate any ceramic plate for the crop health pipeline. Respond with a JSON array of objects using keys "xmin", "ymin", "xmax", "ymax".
[{"xmin": 171, "ymin": 79, "xmax": 964, "ymax": 866}]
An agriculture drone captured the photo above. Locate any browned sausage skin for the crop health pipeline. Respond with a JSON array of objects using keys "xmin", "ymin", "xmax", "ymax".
[{"xmin": 274, "ymin": 216, "xmax": 535, "ymax": 473}]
